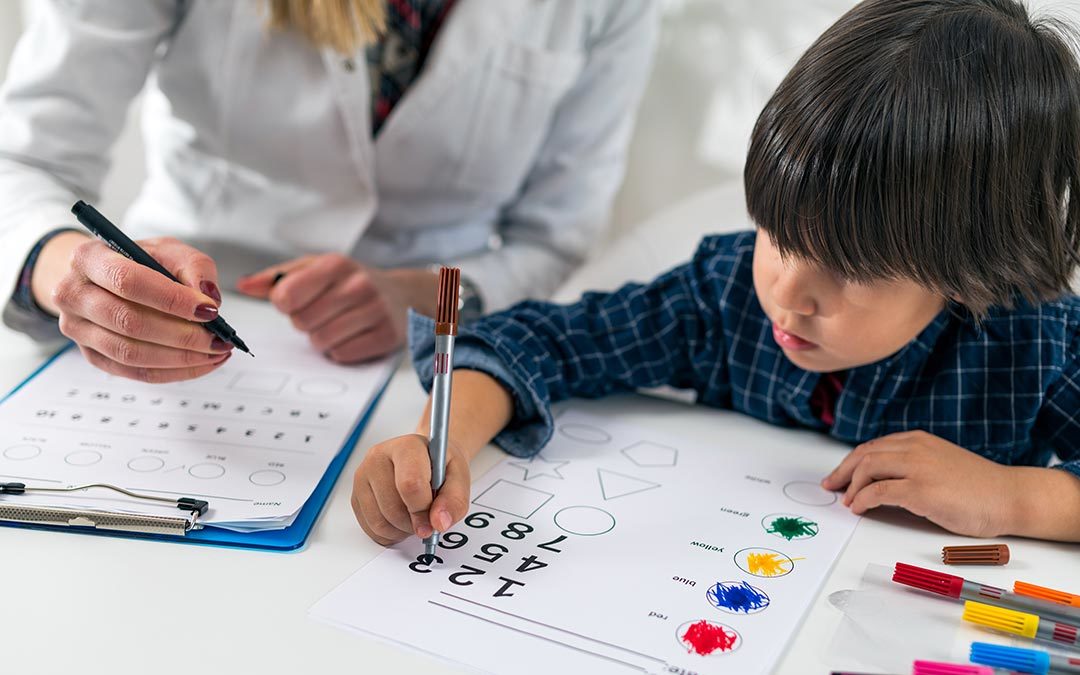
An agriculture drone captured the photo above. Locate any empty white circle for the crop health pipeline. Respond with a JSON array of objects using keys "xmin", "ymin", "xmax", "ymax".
[
  {"xmin": 783, "ymin": 481, "xmax": 838, "ymax": 506},
  {"xmin": 249, "ymin": 469, "xmax": 286, "ymax": 486},
  {"xmin": 3, "ymin": 445, "xmax": 41, "ymax": 460},
  {"xmin": 127, "ymin": 456, "xmax": 165, "ymax": 473},
  {"xmin": 65, "ymin": 450, "xmax": 103, "ymax": 466},
  {"xmin": 188, "ymin": 463, "xmax": 225, "ymax": 479},
  {"xmin": 553, "ymin": 505, "xmax": 616, "ymax": 536},
  {"xmin": 297, "ymin": 378, "xmax": 348, "ymax": 397},
  {"xmin": 557, "ymin": 424, "xmax": 612, "ymax": 444}
]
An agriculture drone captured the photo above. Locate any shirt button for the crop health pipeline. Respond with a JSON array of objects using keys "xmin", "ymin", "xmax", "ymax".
[
  {"xmin": 342, "ymin": 58, "xmax": 356, "ymax": 72},
  {"xmin": 778, "ymin": 391, "xmax": 790, "ymax": 404}
]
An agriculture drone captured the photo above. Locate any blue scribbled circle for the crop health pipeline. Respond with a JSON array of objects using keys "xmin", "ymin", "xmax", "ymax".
[{"xmin": 706, "ymin": 581, "xmax": 771, "ymax": 615}]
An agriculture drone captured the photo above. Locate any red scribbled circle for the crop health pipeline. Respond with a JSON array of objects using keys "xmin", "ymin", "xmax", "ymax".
[{"xmin": 676, "ymin": 619, "xmax": 742, "ymax": 656}]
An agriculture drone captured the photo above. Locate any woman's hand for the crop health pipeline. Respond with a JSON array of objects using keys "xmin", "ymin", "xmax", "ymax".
[
  {"xmin": 49, "ymin": 236, "xmax": 233, "ymax": 383},
  {"xmin": 351, "ymin": 433, "xmax": 472, "ymax": 546},
  {"xmin": 821, "ymin": 430, "xmax": 1016, "ymax": 537},
  {"xmin": 236, "ymin": 254, "xmax": 437, "ymax": 363}
]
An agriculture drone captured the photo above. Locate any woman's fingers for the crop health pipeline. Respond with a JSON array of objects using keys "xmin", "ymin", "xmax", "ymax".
[
  {"xmin": 69, "ymin": 239, "xmax": 219, "ymax": 322},
  {"xmin": 289, "ymin": 273, "xmax": 379, "ymax": 333},
  {"xmin": 324, "ymin": 321, "xmax": 399, "ymax": 363},
  {"xmin": 267, "ymin": 255, "xmax": 355, "ymax": 313},
  {"xmin": 307, "ymin": 302, "xmax": 386, "ymax": 352},
  {"xmin": 143, "ymin": 237, "xmax": 222, "ymax": 304},
  {"xmin": 79, "ymin": 345, "xmax": 232, "ymax": 384},
  {"xmin": 236, "ymin": 255, "xmax": 318, "ymax": 299},
  {"xmin": 61, "ymin": 281, "xmax": 233, "ymax": 353},
  {"xmin": 60, "ymin": 314, "xmax": 233, "ymax": 368}
]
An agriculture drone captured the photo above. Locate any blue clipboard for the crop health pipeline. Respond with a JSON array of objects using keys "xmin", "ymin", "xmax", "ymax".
[{"xmin": 0, "ymin": 343, "xmax": 393, "ymax": 552}]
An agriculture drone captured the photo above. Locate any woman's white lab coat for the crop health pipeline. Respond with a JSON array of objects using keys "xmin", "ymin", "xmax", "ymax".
[{"xmin": 0, "ymin": 0, "xmax": 657, "ymax": 312}]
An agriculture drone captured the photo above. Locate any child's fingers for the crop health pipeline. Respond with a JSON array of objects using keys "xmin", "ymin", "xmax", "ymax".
[
  {"xmin": 369, "ymin": 472, "xmax": 417, "ymax": 538},
  {"xmin": 351, "ymin": 482, "xmax": 403, "ymax": 546},
  {"xmin": 391, "ymin": 436, "xmax": 436, "ymax": 538},
  {"xmin": 842, "ymin": 450, "xmax": 909, "ymax": 506},
  {"xmin": 821, "ymin": 437, "xmax": 895, "ymax": 489},
  {"xmin": 848, "ymin": 478, "xmax": 914, "ymax": 515},
  {"xmin": 430, "ymin": 453, "xmax": 471, "ymax": 534}
]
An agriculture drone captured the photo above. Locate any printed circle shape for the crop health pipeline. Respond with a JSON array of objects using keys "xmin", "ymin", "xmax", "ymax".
[
  {"xmin": 553, "ymin": 505, "xmax": 616, "ymax": 536},
  {"xmin": 675, "ymin": 619, "xmax": 742, "ymax": 656},
  {"xmin": 249, "ymin": 469, "xmax": 287, "ymax": 486},
  {"xmin": 557, "ymin": 423, "xmax": 612, "ymax": 444},
  {"xmin": 188, "ymin": 463, "xmax": 226, "ymax": 479},
  {"xmin": 761, "ymin": 512, "xmax": 819, "ymax": 540},
  {"xmin": 3, "ymin": 444, "xmax": 41, "ymax": 460},
  {"xmin": 65, "ymin": 450, "xmax": 103, "ymax": 466},
  {"xmin": 297, "ymin": 378, "xmax": 348, "ymax": 397},
  {"xmin": 783, "ymin": 480, "xmax": 838, "ymax": 506},
  {"xmin": 127, "ymin": 456, "xmax": 165, "ymax": 473},
  {"xmin": 734, "ymin": 547, "xmax": 796, "ymax": 578},
  {"xmin": 705, "ymin": 581, "xmax": 772, "ymax": 615}
]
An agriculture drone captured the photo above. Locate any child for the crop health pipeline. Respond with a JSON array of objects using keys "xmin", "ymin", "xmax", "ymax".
[{"xmin": 351, "ymin": 0, "xmax": 1080, "ymax": 544}]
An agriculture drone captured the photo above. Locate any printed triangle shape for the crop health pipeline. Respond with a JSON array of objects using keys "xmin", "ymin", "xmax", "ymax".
[{"xmin": 597, "ymin": 469, "xmax": 661, "ymax": 500}]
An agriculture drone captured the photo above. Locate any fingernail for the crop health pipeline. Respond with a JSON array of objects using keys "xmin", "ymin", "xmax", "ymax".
[
  {"xmin": 194, "ymin": 304, "xmax": 219, "ymax": 321},
  {"xmin": 417, "ymin": 524, "xmax": 433, "ymax": 538},
  {"xmin": 200, "ymin": 281, "xmax": 222, "ymax": 304},
  {"xmin": 210, "ymin": 337, "xmax": 234, "ymax": 352},
  {"xmin": 434, "ymin": 510, "xmax": 451, "ymax": 532}
]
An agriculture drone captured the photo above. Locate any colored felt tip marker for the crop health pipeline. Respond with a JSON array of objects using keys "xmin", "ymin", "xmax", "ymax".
[
  {"xmin": 962, "ymin": 600, "xmax": 1080, "ymax": 651},
  {"xmin": 419, "ymin": 267, "xmax": 461, "ymax": 559},
  {"xmin": 971, "ymin": 641, "xmax": 1080, "ymax": 675},
  {"xmin": 892, "ymin": 562, "xmax": 1080, "ymax": 625},
  {"xmin": 912, "ymin": 660, "xmax": 993, "ymax": 675},
  {"xmin": 1015, "ymin": 581, "xmax": 1080, "ymax": 609}
]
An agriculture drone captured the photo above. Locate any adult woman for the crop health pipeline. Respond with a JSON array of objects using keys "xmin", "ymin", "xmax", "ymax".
[{"xmin": 0, "ymin": 0, "xmax": 656, "ymax": 381}]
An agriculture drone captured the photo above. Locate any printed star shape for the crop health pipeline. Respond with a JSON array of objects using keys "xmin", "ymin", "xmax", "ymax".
[{"xmin": 508, "ymin": 454, "xmax": 568, "ymax": 481}]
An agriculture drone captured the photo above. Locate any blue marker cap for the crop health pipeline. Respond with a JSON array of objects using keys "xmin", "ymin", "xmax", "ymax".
[{"xmin": 969, "ymin": 642, "xmax": 1049, "ymax": 675}]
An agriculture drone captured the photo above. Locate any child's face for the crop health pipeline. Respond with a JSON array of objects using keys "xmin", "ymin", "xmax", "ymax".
[{"xmin": 752, "ymin": 230, "xmax": 945, "ymax": 372}]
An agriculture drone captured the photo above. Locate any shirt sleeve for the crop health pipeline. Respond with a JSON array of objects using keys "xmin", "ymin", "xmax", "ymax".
[
  {"xmin": 1033, "ymin": 319, "xmax": 1080, "ymax": 481},
  {"xmin": 0, "ymin": 1, "xmax": 179, "ymax": 326},
  {"xmin": 408, "ymin": 238, "xmax": 727, "ymax": 457},
  {"xmin": 1, "ymin": 227, "xmax": 81, "ymax": 342},
  {"xmin": 449, "ymin": 1, "xmax": 659, "ymax": 312}
]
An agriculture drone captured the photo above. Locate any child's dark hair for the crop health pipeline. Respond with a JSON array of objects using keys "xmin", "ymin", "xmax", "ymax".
[{"xmin": 744, "ymin": 0, "xmax": 1080, "ymax": 315}]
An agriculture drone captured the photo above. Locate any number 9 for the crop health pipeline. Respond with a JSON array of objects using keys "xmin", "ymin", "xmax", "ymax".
[{"xmin": 439, "ymin": 531, "xmax": 469, "ymax": 550}]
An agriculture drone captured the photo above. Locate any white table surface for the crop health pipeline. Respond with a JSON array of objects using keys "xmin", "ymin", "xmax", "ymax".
[{"xmin": 2, "ymin": 324, "xmax": 1078, "ymax": 675}]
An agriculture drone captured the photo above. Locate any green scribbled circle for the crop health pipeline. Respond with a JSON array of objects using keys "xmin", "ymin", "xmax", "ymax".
[{"xmin": 763, "ymin": 514, "xmax": 819, "ymax": 540}]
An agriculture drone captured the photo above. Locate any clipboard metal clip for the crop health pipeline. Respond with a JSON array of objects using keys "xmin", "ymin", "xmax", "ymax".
[{"xmin": 0, "ymin": 482, "xmax": 208, "ymax": 536}]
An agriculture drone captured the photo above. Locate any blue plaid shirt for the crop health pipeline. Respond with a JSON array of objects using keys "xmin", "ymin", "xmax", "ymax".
[{"xmin": 410, "ymin": 232, "xmax": 1080, "ymax": 481}]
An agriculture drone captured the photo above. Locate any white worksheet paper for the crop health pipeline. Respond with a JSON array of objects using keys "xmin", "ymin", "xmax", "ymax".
[
  {"xmin": 311, "ymin": 409, "xmax": 859, "ymax": 674},
  {"xmin": 0, "ymin": 297, "xmax": 395, "ymax": 529}
]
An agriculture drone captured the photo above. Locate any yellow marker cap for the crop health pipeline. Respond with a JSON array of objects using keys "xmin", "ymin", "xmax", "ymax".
[{"xmin": 962, "ymin": 600, "xmax": 1040, "ymax": 639}]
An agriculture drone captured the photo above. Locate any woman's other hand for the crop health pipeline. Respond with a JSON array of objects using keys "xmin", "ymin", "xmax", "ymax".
[{"xmin": 237, "ymin": 254, "xmax": 436, "ymax": 363}]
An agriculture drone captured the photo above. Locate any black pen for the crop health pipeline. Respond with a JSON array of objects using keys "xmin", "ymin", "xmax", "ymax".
[{"xmin": 71, "ymin": 201, "xmax": 253, "ymax": 357}]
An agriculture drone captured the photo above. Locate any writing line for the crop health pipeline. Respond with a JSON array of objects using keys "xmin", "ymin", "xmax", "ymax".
[
  {"xmin": 439, "ymin": 591, "xmax": 666, "ymax": 664},
  {"xmin": 427, "ymin": 600, "xmax": 648, "ymax": 673}
]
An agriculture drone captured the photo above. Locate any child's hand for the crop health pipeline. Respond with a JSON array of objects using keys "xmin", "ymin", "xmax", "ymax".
[
  {"xmin": 821, "ymin": 431, "xmax": 1014, "ymax": 537},
  {"xmin": 351, "ymin": 434, "xmax": 472, "ymax": 546}
]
